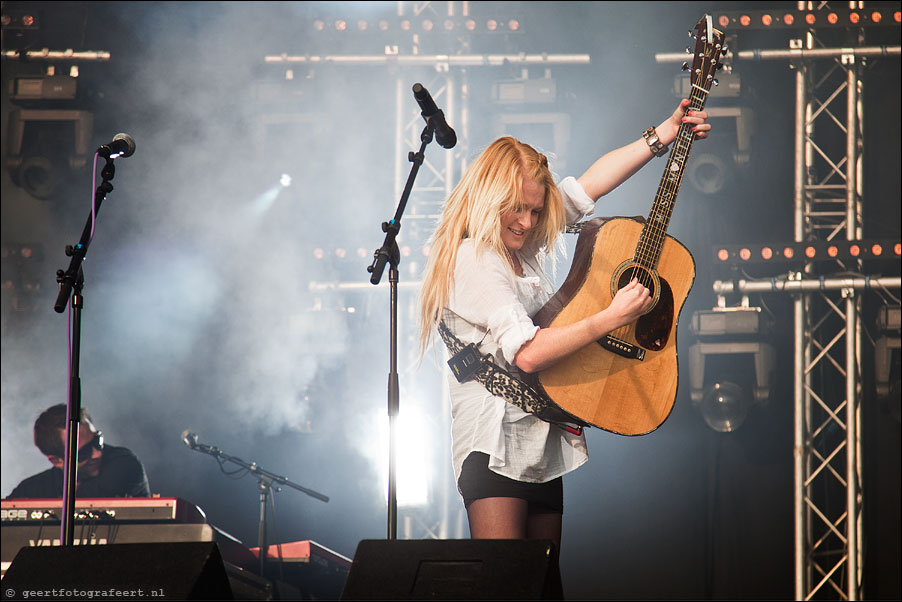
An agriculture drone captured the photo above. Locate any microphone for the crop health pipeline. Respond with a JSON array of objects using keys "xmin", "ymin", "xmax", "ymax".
[
  {"xmin": 97, "ymin": 133, "xmax": 136, "ymax": 158},
  {"xmin": 412, "ymin": 83, "xmax": 457, "ymax": 149},
  {"xmin": 181, "ymin": 429, "xmax": 198, "ymax": 449}
]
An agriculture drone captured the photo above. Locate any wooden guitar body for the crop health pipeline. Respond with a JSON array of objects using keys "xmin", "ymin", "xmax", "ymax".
[
  {"xmin": 529, "ymin": 15, "xmax": 723, "ymax": 435},
  {"xmin": 534, "ymin": 217, "xmax": 696, "ymax": 435}
]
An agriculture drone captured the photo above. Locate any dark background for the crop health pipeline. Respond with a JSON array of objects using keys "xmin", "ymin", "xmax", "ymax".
[{"xmin": 1, "ymin": 2, "xmax": 899, "ymax": 599}]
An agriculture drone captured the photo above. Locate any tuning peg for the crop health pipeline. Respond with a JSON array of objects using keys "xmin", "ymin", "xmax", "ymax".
[
  {"xmin": 688, "ymin": 30, "xmax": 694, "ymax": 37},
  {"xmin": 681, "ymin": 62, "xmax": 690, "ymax": 71},
  {"xmin": 686, "ymin": 46, "xmax": 692, "ymax": 55},
  {"xmin": 712, "ymin": 78, "xmax": 719, "ymax": 87},
  {"xmin": 722, "ymin": 44, "xmax": 729, "ymax": 54},
  {"xmin": 716, "ymin": 62, "xmax": 724, "ymax": 70}
]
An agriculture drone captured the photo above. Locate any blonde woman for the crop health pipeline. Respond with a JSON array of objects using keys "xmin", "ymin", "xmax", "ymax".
[{"xmin": 419, "ymin": 100, "xmax": 710, "ymax": 550}]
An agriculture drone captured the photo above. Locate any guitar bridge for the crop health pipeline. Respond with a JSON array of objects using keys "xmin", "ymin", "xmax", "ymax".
[{"xmin": 598, "ymin": 335, "xmax": 646, "ymax": 361}]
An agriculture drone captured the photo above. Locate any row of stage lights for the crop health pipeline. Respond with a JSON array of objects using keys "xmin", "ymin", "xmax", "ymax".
[
  {"xmin": 312, "ymin": 241, "xmax": 902, "ymax": 267},
  {"xmin": 312, "ymin": 246, "xmax": 431, "ymax": 262},
  {"xmin": 715, "ymin": 240, "xmax": 901, "ymax": 266},
  {"xmin": 312, "ymin": 17, "xmax": 520, "ymax": 34},
  {"xmin": 0, "ymin": 12, "xmax": 37, "ymax": 28},
  {"xmin": 715, "ymin": 7, "xmax": 901, "ymax": 30}
]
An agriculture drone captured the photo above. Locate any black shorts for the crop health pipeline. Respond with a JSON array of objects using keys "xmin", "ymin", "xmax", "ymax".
[{"xmin": 457, "ymin": 452, "xmax": 563, "ymax": 514}]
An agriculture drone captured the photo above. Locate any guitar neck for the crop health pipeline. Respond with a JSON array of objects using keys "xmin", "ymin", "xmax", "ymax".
[{"xmin": 635, "ymin": 85, "xmax": 711, "ymax": 270}]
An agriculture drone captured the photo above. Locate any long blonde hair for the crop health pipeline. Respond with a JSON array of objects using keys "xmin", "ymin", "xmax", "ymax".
[{"xmin": 417, "ymin": 137, "xmax": 566, "ymax": 356}]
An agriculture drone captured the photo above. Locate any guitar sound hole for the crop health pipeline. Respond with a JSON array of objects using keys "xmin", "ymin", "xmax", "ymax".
[{"xmin": 616, "ymin": 266, "xmax": 657, "ymax": 302}]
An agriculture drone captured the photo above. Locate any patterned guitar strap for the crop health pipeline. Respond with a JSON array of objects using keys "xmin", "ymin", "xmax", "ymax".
[{"xmin": 437, "ymin": 317, "xmax": 585, "ymax": 435}]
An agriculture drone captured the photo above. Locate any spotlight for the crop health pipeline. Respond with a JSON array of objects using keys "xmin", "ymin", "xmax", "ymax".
[
  {"xmin": 6, "ymin": 108, "xmax": 93, "ymax": 200},
  {"xmin": 15, "ymin": 156, "xmax": 57, "ymax": 200},
  {"xmin": 698, "ymin": 381, "xmax": 752, "ymax": 433},
  {"xmin": 687, "ymin": 152, "xmax": 729, "ymax": 195},
  {"xmin": 688, "ymin": 308, "xmax": 776, "ymax": 433}
]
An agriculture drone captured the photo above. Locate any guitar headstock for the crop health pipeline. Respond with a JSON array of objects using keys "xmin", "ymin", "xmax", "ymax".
[{"xmin": 689, "ymin": 15, "xmax": 726, "ymax": 94}]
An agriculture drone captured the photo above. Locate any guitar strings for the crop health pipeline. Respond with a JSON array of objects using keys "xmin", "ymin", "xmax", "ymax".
[{"xmin": 617, "ymin": 41, "xmax": 717, "ymax": 344}]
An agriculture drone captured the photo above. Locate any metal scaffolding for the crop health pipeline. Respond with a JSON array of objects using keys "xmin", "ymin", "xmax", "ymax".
[{"xmin": 694, "ymin": 36, "xmax": 901, "ymax": 602}]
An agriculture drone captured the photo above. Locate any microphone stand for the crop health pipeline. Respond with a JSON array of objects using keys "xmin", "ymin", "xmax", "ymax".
[
  {"xmin": 186, "ymin": 440, "xmax": 329, "ymax": 577},
  {"xmin": 55, "ymin": 155, "xmax": 117, "ymax": 547},
  {"xmin": 367, "ymin": 120, "xmax": 435, "ymax": 540}
]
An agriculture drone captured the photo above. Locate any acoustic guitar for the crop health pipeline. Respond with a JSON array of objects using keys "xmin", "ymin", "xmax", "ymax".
[{"xmin": 533, "ymin": 16, "xmax": 725, "ymax": 435}]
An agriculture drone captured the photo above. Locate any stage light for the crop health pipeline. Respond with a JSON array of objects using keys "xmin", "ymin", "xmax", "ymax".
[
  {"xmin": 872, "ymin": 244, "xmax": 883, "ymax": 256},
  {"xmin": 783, "ymin": 247, "xmax": 794, "ymax": 259},
  {"xmin": 422, "ymin": 19, "xmax": 433, "ymax": 31},
  {"xmin": 783, "ymin": 14, "xmax": 794, "ymax": 26},
  {"xmin": 686, "ymin": 152, "xmax": 729, "ymax": 195},
  {"xmin": 21, "ymin": 14, "xmax": 35, "ymax": 27},
  {"xmin": 378, "ymin": 19, "xmax": 389, "ymax": 31},
  {"xmin": 400, "ymin": 19, "xmax": 411, "ymax": 31},
  {"xmin": 6, "ymin": 105, "xmax": 93, "ymax": 201},
  {"xmin": 508, "ymin": 19, "xmax": 520, "ymax": 31},
  {"xmin": 850, "ymin": 244, "xmax": 860, "ymax": 257},
  {"xmin": 849, "ymin": 12, "xmax": 861, "ymax": 25},
  {"xmin": 739, "ymin": 15, "xmax": 751, "ymax": 27},
  {"xmin": 698, "ymin": 382, "xmax": 752, "ymax": 432},
  {"xmin": 761, "ymin": 14, "xmax": 773, "ymax": 27},
  {"xmin": 828, "ymin": 245, "xmax": 838, "ymax": 258},
  {"xmin": 486, "ymin": 19, "xmax": 498, "ymax": 31},
  {"xmin": 871, "ymin": 11, "xmax": 882, "ymax": 24},
  {"xmin": 806, "ymin": 13, "xmax": 816, "ymax": 25},
  {"xmin": 313, "ymin": 248, "xmax": 324, "ymax": 260},
  {"xmin": 335, "ymin": 20, "xmax": 346, "ymax": 31},
  {"xmin": 718, "ymin": 15, "xmax": 730, "ymax": 28},
  {"xmin": 465, "ymin": 19, "xmax": 476, "ymax": 31},
  {"xmin": 805, "ymin": 246, "xmax": 816, "ymax": 258},
  {"xmin": 443, "ymin": 19, "xmax": 454, "ymax": 31},
  {"xmin": 827, "ymin": 12, "xmax": 839, "ymax": 25},
  {"xmin": 761, "ymin": 247, "xmax": 773, "ymax": 260},
  {"xmin": 368, "ymin": 406, "xmax": 433, "ymax": 508},
  {"xmin": 313, "ymin": 19, "xmax": 325, "ymax": 31},
  {"xmin": 688, "ymin": 308, "xmax": 775, "ymax": 433}
]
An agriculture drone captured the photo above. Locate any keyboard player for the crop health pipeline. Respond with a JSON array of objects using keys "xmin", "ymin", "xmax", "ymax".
[{"xmin": 4, "ymin": 404, "xmax": 150, "ymax": 499}]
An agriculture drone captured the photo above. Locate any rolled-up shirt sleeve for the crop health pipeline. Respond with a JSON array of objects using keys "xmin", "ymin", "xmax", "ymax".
[
  {"xmin": 449, "ymin": 241, "xmax": 539, "ymax": 365},
  {"xmin": 558, "ymin": 175, "xmax": 595, "ymax": 224}
]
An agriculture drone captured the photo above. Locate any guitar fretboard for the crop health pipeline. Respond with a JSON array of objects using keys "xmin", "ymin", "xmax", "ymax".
[{"xmin": 634, "ymin": 39, "xmax": 721, "ymax": 270}]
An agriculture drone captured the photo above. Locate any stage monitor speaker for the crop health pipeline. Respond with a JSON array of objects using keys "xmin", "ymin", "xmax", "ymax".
[
  {"xmin": 340, "ymin": 539, "xmax": 563, "ymax": 600},
  {"xmin": 1, "ymin": 542, "xmax": 234, "ymax": 600}
]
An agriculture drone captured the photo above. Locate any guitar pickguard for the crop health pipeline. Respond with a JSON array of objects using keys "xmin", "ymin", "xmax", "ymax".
[{"xmin": 636, "ymin": 277, "xmax": 674, "ymax": 351}]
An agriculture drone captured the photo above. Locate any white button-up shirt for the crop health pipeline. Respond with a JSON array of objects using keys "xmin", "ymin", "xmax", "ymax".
[{"xmin": 444, "ymin": 176, "xmax": 595, "ymax": 486}]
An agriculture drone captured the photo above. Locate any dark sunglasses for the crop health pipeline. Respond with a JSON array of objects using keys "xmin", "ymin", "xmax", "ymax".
[{"xmin": 77, "ymin": 431, "xmax": 104, "ymax": 463}]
